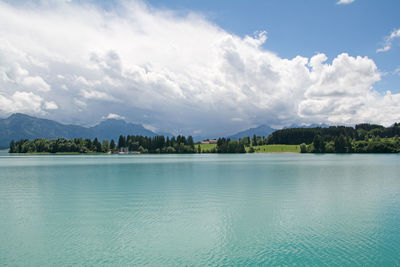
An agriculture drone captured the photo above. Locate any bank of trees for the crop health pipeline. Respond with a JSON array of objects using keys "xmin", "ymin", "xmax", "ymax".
[
  {"xmin": 116, "ymin": 135, "xmax": 195, "ymax": 153},
  {"xmin": 268, "ymin": 123, "xmax": 400, "ymax": 153},
  {"xmin": 301, "ymin": 135, "xmax": 400, "ymax": 153},
  {"xmin": 290, "ymin": 123, "xmax": 400, "ymax": 153},
  {"xmin": 268, "ymin": 123, "xmax": 400, "ymax": 145},
  {"xmin": 215, "ymin": 138, "xmax": 246, "ymax": 153},
  {"xmin": 9, "ymin": 135, "xmax": 247, "ymax": 154},
  {"xmin": 9, "ymin": 122, "xmax": 400, "ymax": 154},
  {"xmin": 9, "ymin": 138, "xmax": 115, "ymax": 153}
]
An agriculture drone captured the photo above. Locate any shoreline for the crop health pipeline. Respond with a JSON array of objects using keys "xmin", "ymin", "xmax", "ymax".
[{"xmin": 4, "ymin": 151, "xmax": 399, "ymax": 155}]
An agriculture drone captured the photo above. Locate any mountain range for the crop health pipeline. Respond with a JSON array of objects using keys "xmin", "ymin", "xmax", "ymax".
[
  {"xmin": 226, "ymin": 123, "xmax": 330, "ymax": 141},
  {"xmin": 0, "ymin": 113, "xmax": 158, "ymax": 148},
  {"xmin": 227, "ymin": 125, "xmax": 276, "ymax": 140},
  {"xmin": 283, "ymin": 123, "xmax": 330, "ymax": 129},
  {"xmin": 0, "ymin": 113, "xmax": 282, "ymax": 149}
]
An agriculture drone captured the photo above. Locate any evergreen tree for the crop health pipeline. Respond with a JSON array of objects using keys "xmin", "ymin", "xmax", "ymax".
[
  {"xmin": 188, "ymin": 136, "xmax": 194, "ymax": 148},
  {"xmin": 84, "ymin": 139, "xmax": 93, "ymax": 151},
  {"xmin": 239, "ymin": 143, "xmax": 246, "ymax": 153},
  {"xmin": 312, "ymin": 135, "xmax": 325, "ymax": 153},
  {"xmin": 110, "ymin": 139, "xmax": 116, "ymax": 150},
  {"xmin": 9, "ymin": 140, "xmax": 15, "ymax": 153},
  {"xmin": 93, "ymin": 138, "xmax": 102, "ymax": 152},
  {"xmin": 118, "ymin": 135, "xmax": 125, "ymax": 149},
  {"xmin": 102, "ymin": 140, "xmax": 110, "ymax": 152},
  {"xmin": 334, "ymin": 135, "xmax": 346, "ymax": 153},
  {"xmin": 252, "ymin": 134, "xmax": 257, "ymax": 146}
]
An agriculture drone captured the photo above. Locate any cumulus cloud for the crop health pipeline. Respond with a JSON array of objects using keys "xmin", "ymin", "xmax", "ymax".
[
  {"xmin": 0, "ymin": 91, "xmax": 50, "ymax": 114},
  {"xmin": 377, "ymin": 28, "xmax": 400, "ymax": 53},
  {"xmin": 336, "ymin": 0, "xmax": 355, "ymax": 5},
  {"xmin": 102, "ymin": 113, "xmax": 125, "ymax": 120},
  {"xmin": 44, "ymin": 101, "xmax": 58, "ymax": 110},
  {"xmin": 80, "ymin": 89, "xmax": 116, "ymax": 101},
  {"xmin": 21, "ymin": 76, "xmax": 51, "ymax": 92},
  {"xmin": 0, "ymin": 0, "xmax": 398, "ymax": 136}
]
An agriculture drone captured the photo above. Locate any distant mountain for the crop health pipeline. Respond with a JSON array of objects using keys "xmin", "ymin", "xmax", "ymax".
[
  {"xmin": 91, "ymin": 119, "xmax": 157, "ymax": 140},
  {"xmin": 0, "ymin": 113, "xmax": 159, "ymax": 148},
  {"xmin": 227, "ymin": 125, "xmax": 276, "ymax": 140},
  {"xmin": 0, "ymin": 113, "xmax": 93, "ymax": 148},
  {"xmin": 284, "ymin": 123, "xmax": 330, "ymax": 129}
]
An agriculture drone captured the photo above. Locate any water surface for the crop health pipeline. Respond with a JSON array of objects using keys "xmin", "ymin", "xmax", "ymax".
[{"xmin": 0, "ymin": 153, "xmax": 399, "ymax": 266}]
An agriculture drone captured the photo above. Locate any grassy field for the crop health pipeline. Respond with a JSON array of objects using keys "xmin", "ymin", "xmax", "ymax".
[
  {"xmin": 247, "ymin": 145, "xmax": 300, "ymax": 153},
  {"xmin": 199, "ymin": 143, "xmax": 217, "ymax": 152}
]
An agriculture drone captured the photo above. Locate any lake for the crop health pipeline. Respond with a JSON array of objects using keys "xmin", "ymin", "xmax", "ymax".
[{"xmin": 0, "ymin": 153, "xmax": 400, "ymax": 266}]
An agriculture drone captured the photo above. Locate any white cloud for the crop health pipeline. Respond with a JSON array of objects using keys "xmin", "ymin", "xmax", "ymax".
[
  {"xmin": 102, "ymin": 113, "xmax": 125, "ymax": 120},
  {"xmin": 80, "ymin": 89, "xmax": 114, "ymax": 101},
  {"xmin": 0, "ymin": 91, "xmax": 48, "ymax": 115},
  {"xmin": 142, "ymin": 124, "xmax": 157, "ymax": 132},
  {"xmin": 21, "ymin": 76, "xmax": 51, "ymax": 92},
  {"xmin": 336, "ymin": 0, "xmax": 355, "ymax": 5},
  {"xmin": 394, "ymin": 66, "xmax": 400, "ymax": 75},
  {"xmin": 0, "ymin": 63, "xmax": 51, "ymax": 92},
  {"xmin": 44, "ymin": 101, "xmax": 58, "ymax": 110},
  {"xmin": 377, "ymin": 28, "xmax": 400, "ymax": 53},
  {"xmin": 0, "ymin": 0, "xmax": 398, "ymax": 135},
  {"xmin": 305, "ymin": 53, "xmax": 380, "ymax": 98},
  {"xmin": 298, "ymin": 53, "xmax": 400, "ymax": 125}
]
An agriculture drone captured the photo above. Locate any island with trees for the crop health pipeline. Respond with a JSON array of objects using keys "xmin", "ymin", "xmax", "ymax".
[{"xmin": 8, "ymin": 123, "xmax": 400, "ymax": 154}]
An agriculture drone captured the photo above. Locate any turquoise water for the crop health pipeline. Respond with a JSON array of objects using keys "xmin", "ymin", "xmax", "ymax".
[{"xmin": 0, "ymin": 153, "xmax": 400, "ymax": 266}]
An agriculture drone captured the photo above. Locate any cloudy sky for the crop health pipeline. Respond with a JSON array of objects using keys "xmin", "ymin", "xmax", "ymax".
[{"xmin": 0, "ymin": 0, "xmax": 399, "ymax": 136}]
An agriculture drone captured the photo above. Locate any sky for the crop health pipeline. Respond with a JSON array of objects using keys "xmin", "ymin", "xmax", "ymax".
[{"xmin": 0, "ymin": 0, "xmax": 399, "ymax": 136}]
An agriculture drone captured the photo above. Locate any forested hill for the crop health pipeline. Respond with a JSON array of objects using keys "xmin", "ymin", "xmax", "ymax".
[
  {"xmin": 0, "ymin": 113, "xmax": 158, "ymax": 148},
  {"xmin": 267, "ymin": 123, "xmax": 400, "ymax": 145},
  {"xmin": 0, "ymin": 113, "xmax": 92, "ymax": 148},
  {"xmin": 267, "ymin": 123, "xmax": 400, "ymax": 153}
]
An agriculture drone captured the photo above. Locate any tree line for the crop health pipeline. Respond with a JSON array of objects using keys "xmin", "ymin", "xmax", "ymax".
[
  {"xmin": 9, "ymin": 135, "xmax": 247, "ymax": 154},
  {"xmin": 9, "ymin": 138, "xmax": 116, "ymax": 153},
  {"xmin": 116, "ymin": 135, "xmax": 196, "ymax": 153},
  {"xmin": 293, "ymin": 123, "xmax": 400, "ymax": 153},
  {"xmin": 9, "ymin": 122, "xmax": 400, "ymax": 154},
  {"xmin": 301, "ymin": 135, "xmax": 400, "ymax": 153},
  {"xmin": 268, "ymin": 123, "xmax": 400, "ymax": 145}
]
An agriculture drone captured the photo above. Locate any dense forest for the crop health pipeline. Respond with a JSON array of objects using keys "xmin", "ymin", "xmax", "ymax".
[
  {"xmin": 301, "ymin": 135, "xmax": 400, "ymax": 153},
  {"xmin": 9, "ymin": 137, "xmax": 115, "ymax": 154},
  {"xmin": 9, "ymin": 135, "xmax": 248, "ymax": 154},
  {"xmin": 8, "ymin": 123, "xmax": 400, "ymax": 154},
  {"xmin": 268, "ymin": 123, "xmax": 400, "ymax": 145},
  {"xmin": 272, "ymin": 123, "xmax": 400, "ymax": 153}
]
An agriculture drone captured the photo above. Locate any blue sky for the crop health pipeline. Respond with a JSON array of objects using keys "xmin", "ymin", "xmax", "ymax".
[
  {"xmin": 148, "ymin": 0, "xmax": 400, "ymax": 92},
  {"xmin": 0, "ymin": 0, "xmax": 399, "ymax": 136}
]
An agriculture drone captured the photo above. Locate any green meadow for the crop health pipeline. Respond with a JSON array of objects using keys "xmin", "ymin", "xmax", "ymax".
[{"xmin": 199, "ymin": 143, "xmax": 217, "ymax": 152}]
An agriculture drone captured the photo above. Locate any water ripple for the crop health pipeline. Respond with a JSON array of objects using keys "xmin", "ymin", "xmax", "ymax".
[{"xmin": 1, "ymin": 154, "xmax": 400, "ymax": 265}]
